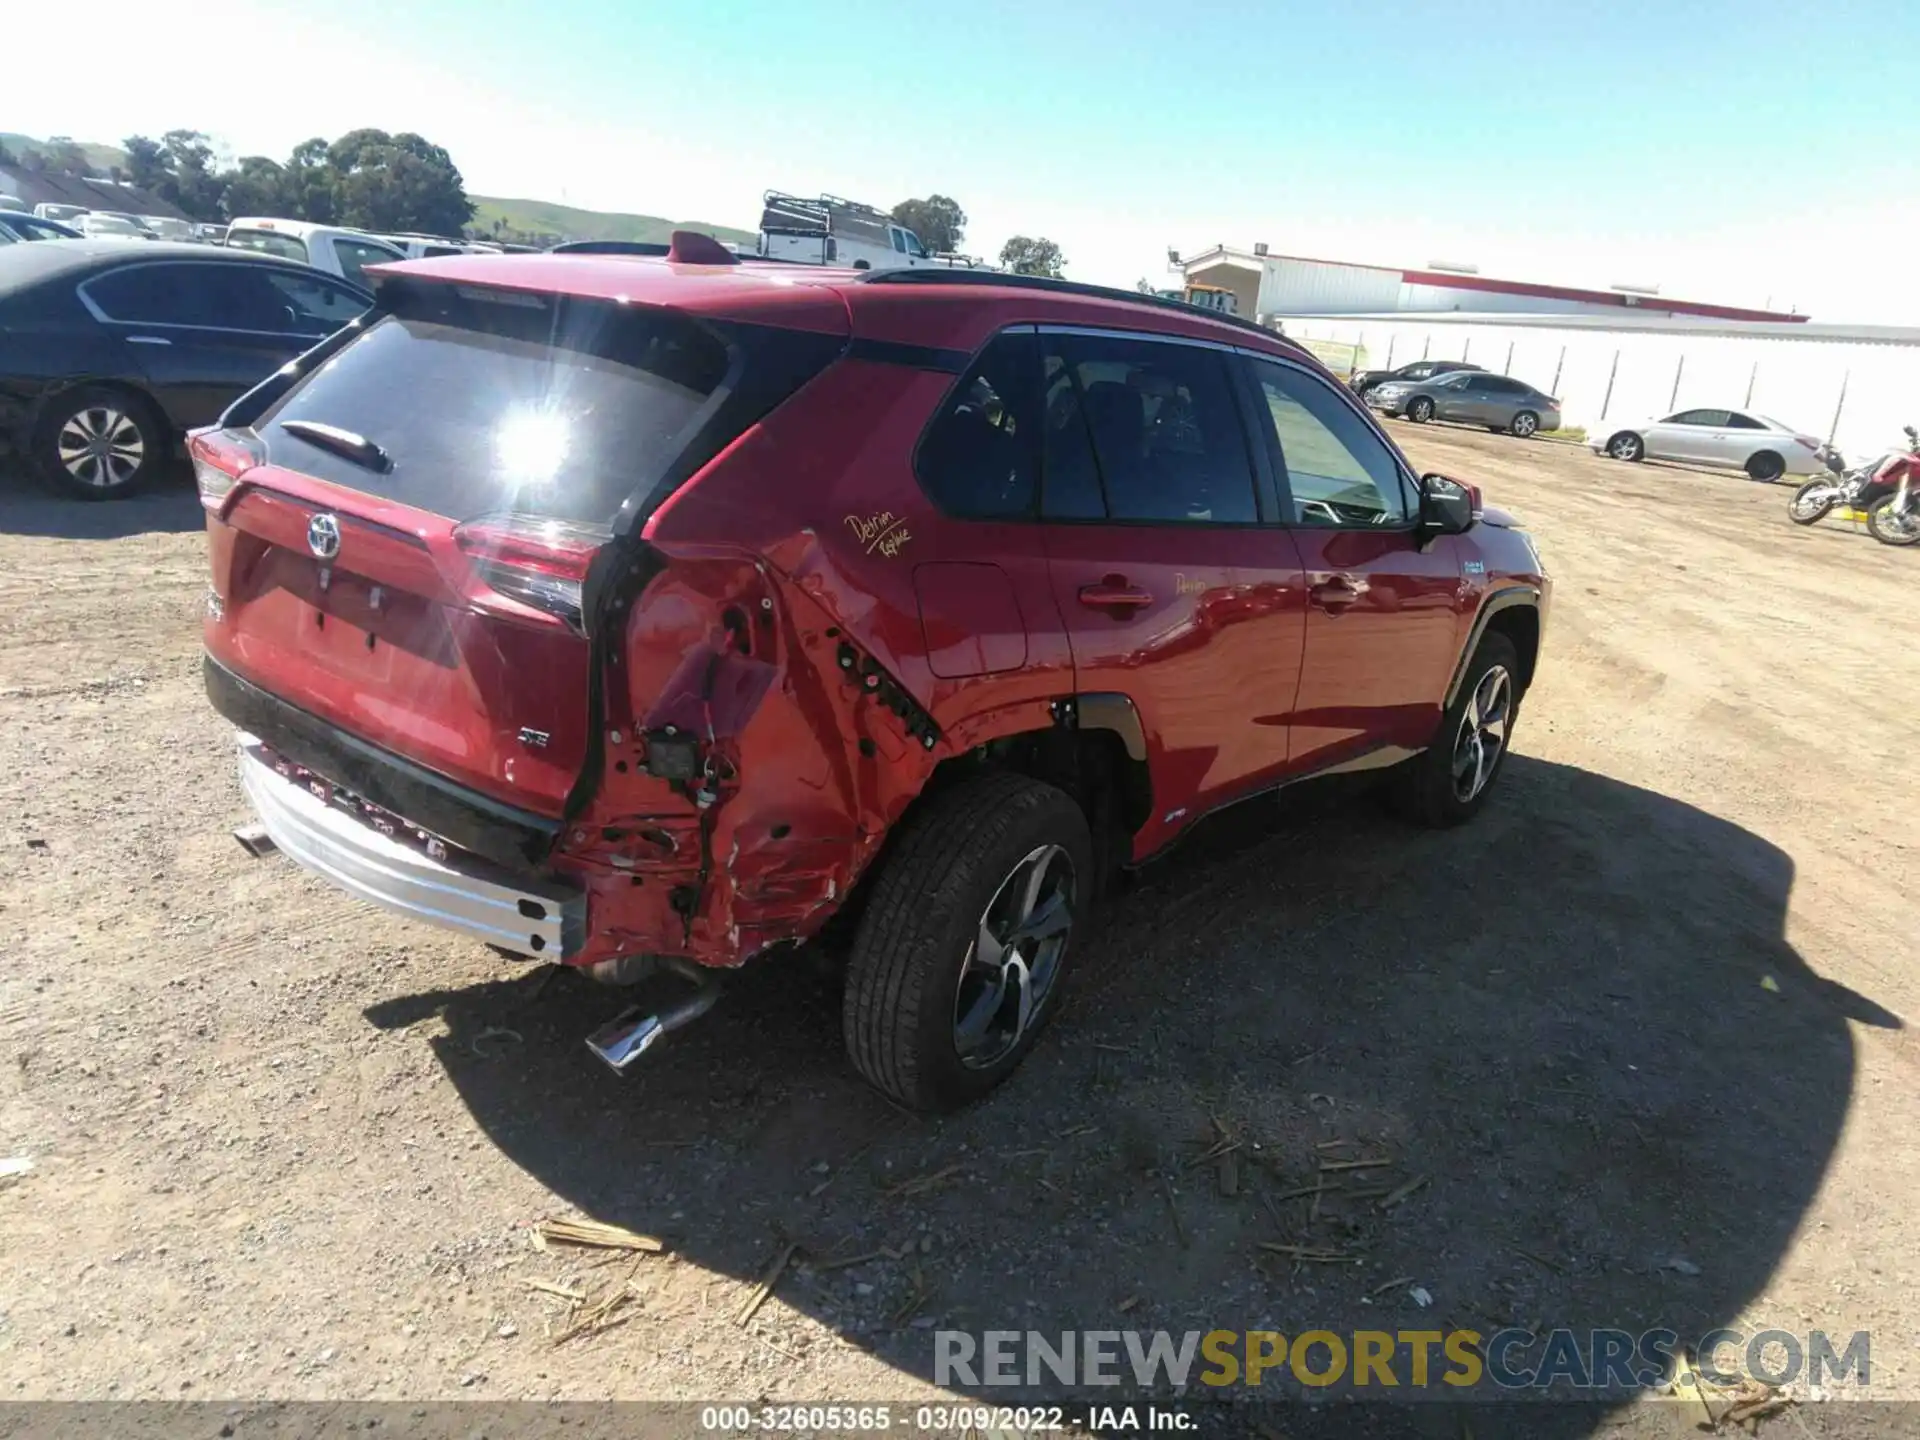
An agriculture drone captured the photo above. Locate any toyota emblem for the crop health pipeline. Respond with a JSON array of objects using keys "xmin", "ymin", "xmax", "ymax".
[{"xmin": 307, "ymin": 512, "xmax": 342, "ymax": 561}]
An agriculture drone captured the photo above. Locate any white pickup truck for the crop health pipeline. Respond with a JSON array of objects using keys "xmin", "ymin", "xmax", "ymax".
[{"xmin": 223, "ymin": 218, "xmax": 407, "ymax": 290}]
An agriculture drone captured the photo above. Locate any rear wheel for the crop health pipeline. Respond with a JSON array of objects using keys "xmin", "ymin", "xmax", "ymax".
[
  {"xmin": 32, "ymin": 386, "xmax": 168, "ymax": 500},
  {"xmin": 1407, "ymin": 396, "xmax": 1435, "ymax": 423},
  {"xmin": 1788, "ymin": 480, "xmax": 1837, "ymax": 525},
  {"xmin": 1390, "ymin": 633, "xmax": 1520, "ymax": 828},
  {"xmin": 1509, "ymin": 410, "xmax": 1540, "ymax": 438},
  {"xmin": 1606, "ymin": 432, "xmax": 1645, "ymax": 462},
  {"xmin": 1866, "ymin": 497, "xmax": 1920, "ymax": 547},
  {"xmin": 1745, "ymin": 451, "xmax": 1786, "ymax": 482},
  {"xmin": 843, "ymin": 772, "xmax": 1092, "ymax": 1112}
]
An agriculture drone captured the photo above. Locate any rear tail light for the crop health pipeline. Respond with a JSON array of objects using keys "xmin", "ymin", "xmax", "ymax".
[
  {"xmin": 188, "ymin": 427, "xmax": 261, "ymax": 512},
  {"xmin": 453, "ymin": 514, "xmax": 609, "ymax": 632}
]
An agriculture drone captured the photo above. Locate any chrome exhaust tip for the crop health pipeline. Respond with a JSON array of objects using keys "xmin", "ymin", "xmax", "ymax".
[
  {"xmin": 583, "ymin": 957, "xmax": 722, "ymax": 1074},
  {"xmin": 232, "ymin": 823, "xmax": 277, "ymax": 859}
]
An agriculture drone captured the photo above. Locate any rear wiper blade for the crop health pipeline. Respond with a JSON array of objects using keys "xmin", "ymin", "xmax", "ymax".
[{"xmin": 280, "ymin": 420, "xmax": 392, "ymax": 474}]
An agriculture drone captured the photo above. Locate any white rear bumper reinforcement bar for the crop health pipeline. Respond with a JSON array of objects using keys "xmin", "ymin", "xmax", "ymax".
[{"xmin": 235, "ymin": 734, "xmax": 583, "ymax": 959}]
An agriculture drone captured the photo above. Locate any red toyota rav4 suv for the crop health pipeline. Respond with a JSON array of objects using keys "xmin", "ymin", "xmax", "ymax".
[{"xmin": 195, "ymin": 234, "xmax": 1549, "ymax": 1112}]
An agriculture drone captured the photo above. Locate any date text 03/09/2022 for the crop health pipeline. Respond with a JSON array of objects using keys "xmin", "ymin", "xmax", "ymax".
[{"xmin": 697, "ymin": 1404, "xmax": 1195, "ymax": 1432}]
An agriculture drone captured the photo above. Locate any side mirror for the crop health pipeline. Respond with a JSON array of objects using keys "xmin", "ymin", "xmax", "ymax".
[{"xmin": 1416, "ymin": 473, "xmax": 1477, "ymax": 544}]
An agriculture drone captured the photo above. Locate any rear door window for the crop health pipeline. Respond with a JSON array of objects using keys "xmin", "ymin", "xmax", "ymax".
[
  {"xmin": 257, "ymin": 282, "xmax": 738, "ymax": 525},
  {"xmin": 84, "ymin": 262, "xmax": 298, "ymax": 331},
  {"xmin": 1668, "ymin": 409, "xmax": 1732, "ymax": 426},
  {"xmin": 1040, "ymin": 333, "xmax": 1259, "ymax": 524}
]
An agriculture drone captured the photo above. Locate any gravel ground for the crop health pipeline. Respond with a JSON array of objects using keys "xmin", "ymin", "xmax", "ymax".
[{"xmin": 1, "ymin": 426, "xmax": 1916, "ymax": 1438}]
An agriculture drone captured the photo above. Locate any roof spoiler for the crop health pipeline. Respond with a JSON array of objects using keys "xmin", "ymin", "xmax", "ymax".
[{"xmin": 666, "ymin": 230, "xmax": 738, "ymax": 266}]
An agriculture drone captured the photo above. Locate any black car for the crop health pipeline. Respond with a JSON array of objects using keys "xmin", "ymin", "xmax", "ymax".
[
  {"xmin": 0, "ymin": 210, "xmax": 84, "ymax": 242},
  {"xmin": 0, "ymin": 241, "xmax": 371, "ymax": 499},
  {"xmin": 1349, "ymin": 358, "xmax": 1484, "ymax": 397}
]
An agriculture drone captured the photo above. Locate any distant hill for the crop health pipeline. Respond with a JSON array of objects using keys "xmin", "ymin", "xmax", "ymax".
[
  {"xmin": 0, "ymin": 133, "xmax": 131, "ymax": 175},
  {"xmin": 469, "ymin": 195, "xmax": 755, "ymax": 247}
]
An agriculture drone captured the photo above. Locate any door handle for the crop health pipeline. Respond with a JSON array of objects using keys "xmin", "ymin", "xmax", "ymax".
[
  {"xmin": 126, "ymin": 335, "xmax": 172, "ymax": 346},
  {"xmin": 1078, "ymin": 575, "xmax": 1154, "ymax": 614},
  {"xmin": 1310, "ymin": 575, "xmax": 1367, "ymax": 613}
]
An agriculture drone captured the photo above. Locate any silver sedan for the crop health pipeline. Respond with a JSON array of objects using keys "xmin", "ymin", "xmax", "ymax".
[
  {"xmin": 1367, "ymin": 371, "xmax": 1563, "ymax": 437},
  {"xmin": 1589, "ymin": 407, "xmax": 1823, "ymax": 481}
]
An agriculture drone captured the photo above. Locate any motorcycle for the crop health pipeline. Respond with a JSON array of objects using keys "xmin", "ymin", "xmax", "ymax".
[
  {"xmin": 1787, "ymin": 426, "xmax": 1920, "ymax": 536},
  {"xmin": 1868, "ymin": 463, "xmax": 1920, "ymax": 547}
]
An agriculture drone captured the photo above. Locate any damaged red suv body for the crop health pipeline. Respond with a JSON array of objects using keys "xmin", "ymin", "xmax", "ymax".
[{"xmin": 199, "ymin": 239, "xmax": 1549, "ymax": 1111}]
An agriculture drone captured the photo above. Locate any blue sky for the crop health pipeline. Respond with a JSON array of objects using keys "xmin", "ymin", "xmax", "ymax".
[{"xmin": 15, "ymin": 0, "xmax": 1920, "ymax": 319}]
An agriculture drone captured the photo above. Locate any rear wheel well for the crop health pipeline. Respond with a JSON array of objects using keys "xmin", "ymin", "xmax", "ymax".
[
  {"xmin": 1483, "ymin": 605, "xmax": 1540, "ymax": 693},
  {"xmin": 819, "ymin": 719, "xmax": 1151, "ymax": 957},
  {"xmin": 34, "ymin": 379, "xmax": 167, "ymax": 443}
]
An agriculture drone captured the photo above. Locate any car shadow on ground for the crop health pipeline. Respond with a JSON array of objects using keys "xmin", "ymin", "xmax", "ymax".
[
  {"xmin": 0, "ymin": 460, "xmax": 202, "ymax": 539},
  {"xmin": 367, "ymin": 757, "xmax": 1898, "ymax": 1437}
]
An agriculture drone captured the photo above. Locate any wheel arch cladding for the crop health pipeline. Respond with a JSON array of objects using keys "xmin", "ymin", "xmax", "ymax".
[
  {"xmin": 1445, "ymin": 587, "xmax": 1542, "ymax": 706},
  {"xmin": 1484, "ymin": 605, "xmax": 1540, "ymax": 691}
]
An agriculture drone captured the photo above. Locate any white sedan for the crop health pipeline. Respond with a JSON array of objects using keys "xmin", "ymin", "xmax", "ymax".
[{"xmin": 1590, "ymin": 407, "xmax": 1824, "ymax": 481}]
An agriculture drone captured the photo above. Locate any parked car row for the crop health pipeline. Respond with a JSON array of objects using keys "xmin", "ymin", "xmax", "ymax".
[
  {"xmin": 0, "ymin": 241, "xmax": 373, "ymax": 497},
  {"xmin": 1350, "ymin": 356, "xmax": 1829, "ymax": 481}
]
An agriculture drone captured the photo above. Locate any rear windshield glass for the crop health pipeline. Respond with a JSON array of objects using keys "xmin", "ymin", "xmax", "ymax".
[
  {"xmin": 256, "ymin": 282, "xmax": 734, "ymax": 525},
  {"xmin": 227, "ymin": 229, "xmax": 309, "ymax": 263}
]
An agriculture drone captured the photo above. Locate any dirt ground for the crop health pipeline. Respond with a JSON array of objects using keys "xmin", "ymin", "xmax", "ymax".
[{"xmin": 2, "ymin": 424, "xmax": 1918, "ymax": 1437}]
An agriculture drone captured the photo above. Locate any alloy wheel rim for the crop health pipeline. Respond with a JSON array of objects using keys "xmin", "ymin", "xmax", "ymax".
[
  {"xmin": 1610, "ymin": 437, "xmax": 1638, "ymax": 459},
  {"xmin": 1515, "ymin": 414, "xmax": 1537, "ymax": 436},
  {"xmin": 1451, "ymin": 665, "xmax": 1512, "ymax": 803},
  {"xmin": 57, "ymin": 407, "xmax": 144, "ymax": 488},
  {"xmin": 1412, "ymin": 399, "xmax": 1431, "ymax": 420},
  {"xmin": 952, "ymin": 843, "xmax": 1076, "ymax": 1069}
]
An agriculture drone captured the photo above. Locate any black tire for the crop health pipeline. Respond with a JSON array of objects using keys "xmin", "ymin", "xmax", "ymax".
[
  {"xmin": 1866, "ymin": 497, "xmax": 1920, "ymax": 547},
  {"xmin": 1788, "ymin": 480, "xmax": 1837, "ymax": 526},
  {"xmin": 31, "ymin": 385, "xmax": 168, "ymax": 500},
  {"xmin": 1407, "ymin": 396, "xmax": 1435, "ymax": 423},
  {"xmin": 1605, "ymin": 431, "xmax": 1645, "ymax": 462},
  {"xmin": 1390, "ymin": 633, "xmax": 1521, "ymax": 829},
  {"xmin": 1509, "ymin": 410, "xmax": 1539, "ymax": 439},
  {"xmin": 1745, "ymin": 451, "xmax": 1786, "ymax": 483},
  {"xmin": 843, "ymin": 772, "xmax": 1092, "ymax": 1112}
]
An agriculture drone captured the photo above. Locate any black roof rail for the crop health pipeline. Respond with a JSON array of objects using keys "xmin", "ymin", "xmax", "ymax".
[{"xmin": 853, "ymin": 266, "xmax": 1283, "ymax": 344}]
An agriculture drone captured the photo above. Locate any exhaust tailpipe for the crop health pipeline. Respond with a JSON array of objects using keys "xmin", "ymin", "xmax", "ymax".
[
  {"xmin": 233, "ymin": 823, "xmax": 277, "ymax": 858},
  {"xmin": 585, "ymin": 956, "xmax": 723, "ymax": 1073}
]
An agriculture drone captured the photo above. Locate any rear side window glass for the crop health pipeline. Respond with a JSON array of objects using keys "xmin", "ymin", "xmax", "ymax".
[
  {"xmin": 226, "ymin": 229, "xmax": 308, "ymax": 264},
  {"xmin": 1669, "ymin": 408, "xmax": 1731, "ymax": 426},
  {"xmin": 260, "ymin": 269, "xmax": 369, "ymax": 336},
  {"xmin": 259, "ymin": 284, "xmax": 735, "ymax": 525},
  {"xmin": 1725, "ymin": 412, "xmax": 1764, "ymax": 430},
  {"xmin": 1042, "ymin": 334, "xmax": 1258, "ymax": 524},
  {"xmin": 915, "ymin": 330, "xmax": 1039, "ymax": 519},
  {"xmin": 1250, "ymin": 358, "xmax": 1411, "ymax": 527}
]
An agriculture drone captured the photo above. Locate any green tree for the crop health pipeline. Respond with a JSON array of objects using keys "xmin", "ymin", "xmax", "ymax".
[
  {"xmin": 221, "ymin": 156, "xmax": 288, "ymax": 220},
  {"xmin": 283, "ymin": 138, "xmax": 337, "ymax": 223},
  {"xmin": 122, "ymin": 135, "xmax": 168, "ymax": 191},
  {"xmin": 326, "ymin": 128, "xmax": 473, "ymax": 235},
  {"xmin": 999, "ymin": 235, "xmax": 1066, "ymax": 277},
  {"xmin": 158, "ymin": 129, "xmax": 225, "ymax": 220},
  {"xmin": 890, "ymin": 194, "xmax": 967, "ymax": 254}
]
